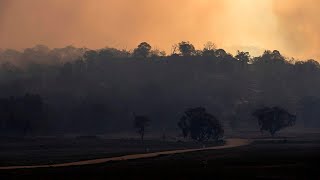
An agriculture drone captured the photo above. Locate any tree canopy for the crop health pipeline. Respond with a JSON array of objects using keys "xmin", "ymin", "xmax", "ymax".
[
  {"xmin": 178, "ymin": 107, "xmax": 224, "ymax": 142},
  {"xmin": 252, "ymin": 107, "xmax": 296, "ymax": 136},
  {"xmin": 133, "ymin": 42, "xmax": 152, "ymax": 58}
]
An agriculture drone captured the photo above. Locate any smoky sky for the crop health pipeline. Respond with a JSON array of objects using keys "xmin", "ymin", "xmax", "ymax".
[
  {"xmin": 0, "ymin": 0, "xmax": 319, "ymax": 59},
  {"xmin": 273, "ymin": 0, "xmax": 320, "ymax": 60},
  {"xmin": 0, "ymin": 0, "xmax": 227, "ymax": 50}
]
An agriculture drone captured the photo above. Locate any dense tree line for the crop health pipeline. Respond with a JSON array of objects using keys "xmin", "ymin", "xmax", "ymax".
[
  {"xmin": 0, "ymin": 94, "xmax": 47, "ymax": 136},
  {"xmin": 0, "ymin": 42, "xmax": 319, "ymax": 136}
]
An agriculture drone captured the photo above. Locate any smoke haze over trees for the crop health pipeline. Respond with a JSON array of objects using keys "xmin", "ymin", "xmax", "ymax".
[{"xmin": 0, "ymin": 42, "xmax": 319, "ymax": 136}]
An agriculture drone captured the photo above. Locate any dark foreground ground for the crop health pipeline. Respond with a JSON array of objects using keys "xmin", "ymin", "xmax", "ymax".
[
  {"xmin": 1, "ymin": 135, "xmax": 320, "ymax": 180},
  {"xmin": 0, "ymin": 137, "xmax": 224, "ymax": 166}
]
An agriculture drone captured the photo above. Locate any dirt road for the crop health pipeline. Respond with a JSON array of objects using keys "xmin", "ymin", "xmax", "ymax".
[{"xmin": 0, "ymin": 138, "xmax": 251, "ymax": 170}]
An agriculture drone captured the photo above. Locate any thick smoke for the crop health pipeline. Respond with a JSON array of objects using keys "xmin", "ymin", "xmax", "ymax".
[
  {"xmin": 0, "ymin": 0, "xmax": 226, "ymax": 51},
  {"xmin": 0, "ymin": 0, "xmax": 319, "ymax": 60},
  {"xmin": 273, "ymin": 0, "xmax": 320, "ymax": 59}
]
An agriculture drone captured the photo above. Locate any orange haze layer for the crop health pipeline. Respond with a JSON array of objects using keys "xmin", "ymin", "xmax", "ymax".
[{"xmin": 0, "ymin": 0, "xmax": 319, "ymax": 59}]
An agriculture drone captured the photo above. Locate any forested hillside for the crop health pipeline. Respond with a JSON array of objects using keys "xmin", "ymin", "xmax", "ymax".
[{"xmin": 0, "ymin": 42, "xmax": 319, "ymax": 136}]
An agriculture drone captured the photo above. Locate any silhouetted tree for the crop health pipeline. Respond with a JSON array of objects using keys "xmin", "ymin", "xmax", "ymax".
[
  {"xmin": 178, "ymin": 41, "xmax": 195, "ymax": 56},
  {"xmin": 150, "ymin": 49, "xmax": 166, "ymax": 57},
  {"xmin": 171, "ymin": 44, "xmax": 179, "ymax": 56},
  {"xmin": 202, "ymin": 41, "xmax": 216, "ymax": 57},
  {"xmin": 133, "ymin": 42, "xmax": 152, "ymax": 58},
  {"xmin": 253, "ymin": 50, "xmax": 287, "ymax": 65},
  {"xmin": 295, "ymin": 59, "xmax": 320, "ymax": 73},
  {"xmin": 178, "ymin": 107, "xmax": 224, "ymax": 142},
  {"xmin": 49, "ymin": 45, "xmax": 86, "ymax": 63},
  {"xmin": 84, "ymin": 50, "xmax": 98, "ymax": 60},
  {"xmin": 235, "ymin": 51, "xmax": 250, "ymax": 64},
  {"xmin": 203, "ymin": 41, "xmax": 216, "ymax": 51},
  {"xmin": 134, "ymin": 115, "xmax": 151, "ymax": 141},
  {"xmin": 98, "ymin": 48, "xmax": 120, "ymax": 58},
  {"xmin": 252, "ymin": 107, "xmax": 296, "ymax": 136},
  {"xmin": 215, "ymin": 49, "xmax": 228, "ymax": 58}
]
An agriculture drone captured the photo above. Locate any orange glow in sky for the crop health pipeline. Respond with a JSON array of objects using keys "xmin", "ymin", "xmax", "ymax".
[{"xmin": 0, "ymin": 0, "xmax": 319, "ymax": 59}]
